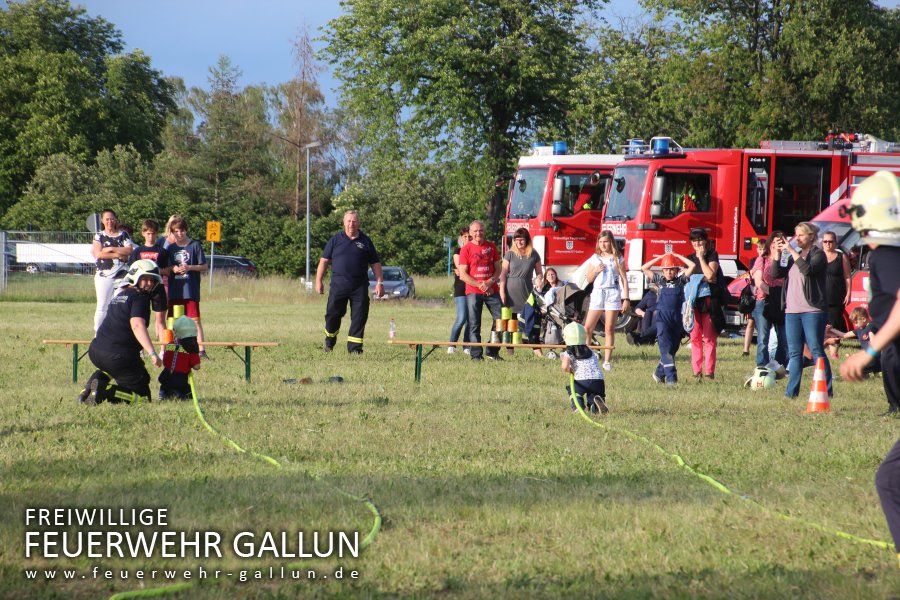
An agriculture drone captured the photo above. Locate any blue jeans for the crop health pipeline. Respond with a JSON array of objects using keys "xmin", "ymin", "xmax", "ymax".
[
  {"xmin": 466, "ymin": 293, "xmax": 503, "ymax": 359},
  {"xmin": 784, "ymin": 311, "xmax": 832, "ymax": 398},
  {"xmin": 450, "ymin": 295, "xmax": 470, "ymax": 344},
  {"xmin": 752, "ymin": 298, "xmax": 786, "ymax": 367}
]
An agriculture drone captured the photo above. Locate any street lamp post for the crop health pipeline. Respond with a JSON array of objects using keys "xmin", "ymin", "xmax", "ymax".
[{"xmin": 302, "ymin": 141, "xmax": 321, "ymax": 291}]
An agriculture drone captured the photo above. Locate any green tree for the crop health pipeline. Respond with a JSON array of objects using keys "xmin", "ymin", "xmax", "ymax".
[
  {"xmin": 324, "ymin": 0, "xmax": 600, "ymax": 236},
  {"xmin": 639, "ymin": 0, "xmax": 899, "ymax": 146},
  {"xmin": 0, "ymin": 0, "xmax": 175, "ymax": 217},
  {"xmin": 270, "ymin": 28, "xmax": 328, "ymax": 220}
]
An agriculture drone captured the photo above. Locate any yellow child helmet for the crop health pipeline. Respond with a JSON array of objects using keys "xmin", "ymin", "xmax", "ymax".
[
  {"xmin": 563, "ymin": 322, "xmax": 587, "ymax": 346},
  {"xmin": 846, "ymin": 171, "xmax": 900, "ymax": 246}
]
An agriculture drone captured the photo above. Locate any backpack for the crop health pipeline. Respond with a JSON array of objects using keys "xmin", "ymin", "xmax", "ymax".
[{"xmin": 738, "ymin": 282, "xmax": 756, "ymax": 315}]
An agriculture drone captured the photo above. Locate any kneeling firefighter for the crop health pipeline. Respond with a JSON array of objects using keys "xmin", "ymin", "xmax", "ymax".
[{"xmin": 78, "ymin": 259, "xmax": 164, "ymax": 405}]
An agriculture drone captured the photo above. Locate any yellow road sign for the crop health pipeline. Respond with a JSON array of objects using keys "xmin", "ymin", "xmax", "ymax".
[{"xmin": 206, "ymin": 221, "xmax": 222, "ymax": 242}]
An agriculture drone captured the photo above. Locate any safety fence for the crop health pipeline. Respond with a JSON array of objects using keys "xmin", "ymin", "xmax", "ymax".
[{"xmin": 0, "ymin": 231, "xmax": 96, "ymax": 301}]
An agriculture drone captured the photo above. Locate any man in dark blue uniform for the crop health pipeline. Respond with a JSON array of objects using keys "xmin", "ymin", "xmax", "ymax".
[{"xmin": 315, "ymin": 210, "xmax": 384, "ymax": 354}]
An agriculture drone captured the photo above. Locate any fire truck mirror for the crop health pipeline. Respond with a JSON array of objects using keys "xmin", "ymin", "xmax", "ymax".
[
  {"xmin": 651, "ymin": 173, "xmax": 666, "ymax": 206},
  {"xmin": 650, "ymin": 202, "xmax": 663, "ymax": 218},
  {"xmin": 552, "ymin": 177, "xmax": 564, "ymax": 203},
  {"xmin": 551, "ymin": 200, "xmax": 563, "ymax": 217}
]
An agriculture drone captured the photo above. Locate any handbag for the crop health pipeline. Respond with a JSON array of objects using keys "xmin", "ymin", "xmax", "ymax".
[{"xmin": 738, "ymin": 283, "xmax": 756, "ymax": 315}]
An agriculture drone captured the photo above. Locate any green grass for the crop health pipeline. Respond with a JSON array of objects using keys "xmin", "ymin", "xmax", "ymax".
[
  {"xmin": 1, "ymin": 284, "xmax": 897, "ymax": 599},
  {"xmin": 0, "ymin": 273, "xmax": 455, "ymax": 303}
]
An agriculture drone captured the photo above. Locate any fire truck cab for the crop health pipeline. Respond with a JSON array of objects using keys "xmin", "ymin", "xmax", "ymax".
[
  {"xmin": 600, "ymin": 135, "xmax": 900, "ymax": 325},
  {"xmin": 503, "ymin": 143, "xmax": 622, "ymax": 278}
]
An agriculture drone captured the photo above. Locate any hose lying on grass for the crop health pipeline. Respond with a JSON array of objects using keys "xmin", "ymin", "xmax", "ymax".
[
  {"xmin": 108, "ymin": 373, "xmax": 381, "ymax": 600},
  {"xmin": 568, "ymin": 374, "xmax": 892, "ymax": 552}
]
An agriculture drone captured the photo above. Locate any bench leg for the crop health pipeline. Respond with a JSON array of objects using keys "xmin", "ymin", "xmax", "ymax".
[
  {"xmin": 245, "ymin": 346, "xmax": 251, "ymax": 382},
  {"xmin": 415, "ymin": 344, "xmax": 422, "ymax": 383},
  {"xmin": 72, "ymin": 343, "xmax": 78, "ymax": 384}
]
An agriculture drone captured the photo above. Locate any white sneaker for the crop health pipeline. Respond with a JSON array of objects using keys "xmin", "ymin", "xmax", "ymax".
[
  {"xmin": 447, "ymin": 346, "xmax": 456, "ymax": 354},
  {"xmin": 603, "ymin": 362, "xmax": 612, "ymax": 372},
  {"xmin": 463, "ymin": 348, "xmax": 471, "ymax": 355},
  {"xmin": 546, "ymin": 350, "xmax": 558, "ymax": 360}
]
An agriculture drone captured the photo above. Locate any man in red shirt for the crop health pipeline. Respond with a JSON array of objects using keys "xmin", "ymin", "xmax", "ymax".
[{"xmin": 459, "ymin": 220, "xmax": 503, "ymax": 361}]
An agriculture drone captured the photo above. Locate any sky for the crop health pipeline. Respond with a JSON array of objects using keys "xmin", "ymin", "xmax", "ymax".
[
  {"xmin": 71, "ymin": 0, "xmax": 659, "ymax": 107},
  {"xmin": 21, "ymin": 0, "xmax": 900, "ymax": 108}
]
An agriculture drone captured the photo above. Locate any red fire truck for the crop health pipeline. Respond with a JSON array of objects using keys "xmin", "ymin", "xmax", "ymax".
[
  {"xmin": 502, "ymin": 142, "xmax": 622, "ymax": 277},
  {"xmin": 598, "ymin": 134, "xmax": 899, "ymax": 328}
]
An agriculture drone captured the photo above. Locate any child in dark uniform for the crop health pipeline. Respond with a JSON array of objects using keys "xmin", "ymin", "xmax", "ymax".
[
  {"xmin": 560, "ymin": 322, "xmax": 608, "ymax": 414},
  {"xmin": 641, "ymin": 253, "xmax": 696, "ymax": 385},
  {"xmin": 158, "ymin": 316, "xmax": 201, "ymax": 400}
]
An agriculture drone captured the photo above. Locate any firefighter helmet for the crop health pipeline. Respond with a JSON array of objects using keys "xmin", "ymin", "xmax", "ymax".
[
  {"xmin": 563, "ymin": 322, "xmax": 587, "ymax": 346},
  {"xmin": 847, "ymin": 170, "xmax": 900, "ymax": 246},
  {"xmin": 744, "ymin": 367, "xmax": 776, "ymax": 390},
  {"xmin": 124, "ymin": 259, "xmax": 162, "ymax": 289}
]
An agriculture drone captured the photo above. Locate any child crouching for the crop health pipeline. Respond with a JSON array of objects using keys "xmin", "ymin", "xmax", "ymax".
[
  {"xmin": 561, "ymin": 322, "xmax": 608, "ymax": 414},
  {"xmin": 158, "ymin": 316, "xmax": 201, "ymax": 400}
]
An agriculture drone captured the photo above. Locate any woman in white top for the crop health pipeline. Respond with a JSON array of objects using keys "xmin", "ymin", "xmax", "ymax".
[
  {"xmin": 91, "ymin": 209, "xmax": 134, "ymax": 332},
  {"xmin": 583, "ymin": 231, "xmax": 630, "ymax": 370}
]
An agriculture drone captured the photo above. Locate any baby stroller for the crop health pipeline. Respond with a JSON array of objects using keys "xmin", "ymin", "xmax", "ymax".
[{"xmin": 521, "ymin": 282, "xmax": 590, "ymax": 348}]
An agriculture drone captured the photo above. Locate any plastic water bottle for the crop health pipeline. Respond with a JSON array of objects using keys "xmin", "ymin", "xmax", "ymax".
[
  {"xmin": 389, "ymin": 318, "xmax": 396, "ymax": 340},
  {"xmin": 779, "ymin": 246, "xmax": 790, "ymax": 267}
]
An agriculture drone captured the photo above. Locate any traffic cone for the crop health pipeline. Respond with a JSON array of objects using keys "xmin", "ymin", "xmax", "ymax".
[{"xmin": 805, "ymin": 357, "xmax": 830, "ymax": 413}]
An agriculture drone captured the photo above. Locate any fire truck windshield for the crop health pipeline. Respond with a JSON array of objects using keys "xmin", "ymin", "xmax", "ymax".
[
  {"xmin": 604, "ymin": 165, "xmax": 647, "ymax": 221},
  {"xmin": 508, "ymin": 168, "xmax": 548, "ymax": 218}
]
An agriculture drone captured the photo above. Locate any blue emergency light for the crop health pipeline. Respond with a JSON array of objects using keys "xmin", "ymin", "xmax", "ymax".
[
  {"xmin": 553, "ymin": 141, "xmax": 568, "ymax": 155},
  {"xmin": 626, "ymin": 138, "xmax": 645, "ymax": 155},
  {"xmin": 651, "ymin": 137, "xmax": 671, "ymax": 154}
]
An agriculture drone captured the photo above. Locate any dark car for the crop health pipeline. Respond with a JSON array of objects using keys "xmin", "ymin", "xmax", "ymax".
[
  {"xmin": 368, "ymin": 266, "xmax": 415, "ymax": 299},
  {"xmin": 209, "ymin": 255, "xmax": 259, "ymax": 278}
]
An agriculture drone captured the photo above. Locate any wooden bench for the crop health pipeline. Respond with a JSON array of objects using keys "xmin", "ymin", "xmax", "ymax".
[
  {"xmin": 42, "ymin": 340, "xmax": 279, "ymax": 383},
  {"xmin": 388, "ymin": 339, "xmax": 613, "ymax": 382}
]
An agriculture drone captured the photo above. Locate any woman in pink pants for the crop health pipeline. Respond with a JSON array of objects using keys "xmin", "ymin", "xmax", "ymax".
[{"xmin": 686, "ymin": 228, "xmax": 726, "ymax": 380}]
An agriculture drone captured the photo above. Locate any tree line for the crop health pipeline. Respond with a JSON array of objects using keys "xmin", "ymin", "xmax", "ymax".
[{"xmin": 1, "ymin": 0, "xmax": 897, "ymax": 275}]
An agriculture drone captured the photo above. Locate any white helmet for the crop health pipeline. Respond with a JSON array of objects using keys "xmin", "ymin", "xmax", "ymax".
[
  {"xmin": 846, "ymin": 171, "xmax": 900, "ymax": 246},
  {"xmin": 744, "ymin": 367, "xmax": 776, "ymax": 390},
  {"xmin": 124, "ymin": 259, "xmax": 162, "ymax": 289}
]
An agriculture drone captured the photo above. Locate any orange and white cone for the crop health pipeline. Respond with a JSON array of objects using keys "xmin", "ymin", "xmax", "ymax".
[{"xmin": 805, "ymin": 357, "xmax": 830, "ymax": 413}]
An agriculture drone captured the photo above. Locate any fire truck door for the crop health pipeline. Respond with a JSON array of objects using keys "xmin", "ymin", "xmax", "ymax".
[{"xmin": 645, "ymin": 170, "xmax": 715, "ymax": 257}]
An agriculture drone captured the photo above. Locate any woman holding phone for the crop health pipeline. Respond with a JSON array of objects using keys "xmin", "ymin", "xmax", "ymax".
[{"xmin": 770, "ymin": 223, "xmax": 832, "ymax": 398}]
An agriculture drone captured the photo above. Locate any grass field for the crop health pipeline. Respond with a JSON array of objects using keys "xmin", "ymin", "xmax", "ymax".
[{"xmin": 1, "ymin": 281, "xmax": 898, "ymax": 599}]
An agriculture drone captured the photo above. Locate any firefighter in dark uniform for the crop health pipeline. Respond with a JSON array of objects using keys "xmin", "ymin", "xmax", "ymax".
[
  {"xmin": 78, "ymin": 259, "xmax": 164, "ymax": 405},
  {"xmin": 315, "ymin": 210, "xmax": 384, "ymax": 354},
  {"xmin": 838, "ymin": 172, "xmax": 900, "ymax": 565}
]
